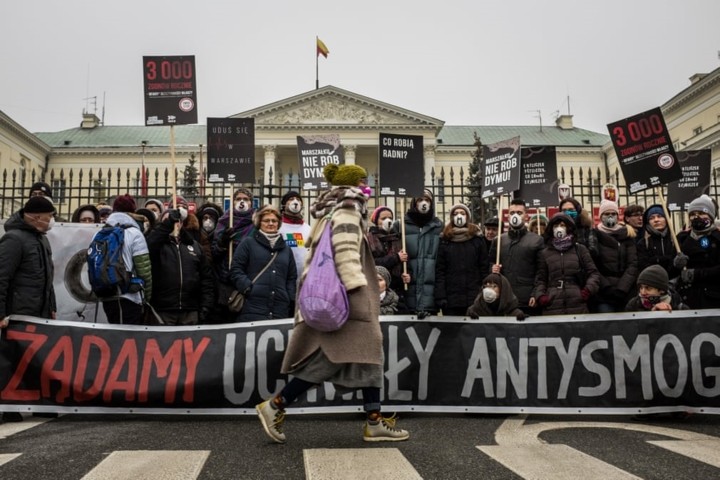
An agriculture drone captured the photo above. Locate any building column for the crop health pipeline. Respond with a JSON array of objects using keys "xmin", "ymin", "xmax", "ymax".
[
  {"xmin": 424, "ymin": 145, "xmax": 436, "ymax": 186},
  {"xmin": 344, "ymin": 144, "xmax": 357, "ymax": 165},
  {"xmin": 263, "ymin": 145, "xmax": 276, "ymax": 185}
]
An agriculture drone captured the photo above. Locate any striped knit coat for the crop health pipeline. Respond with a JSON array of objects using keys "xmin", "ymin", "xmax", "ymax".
[{"xmin": 281, "ymin": 186, "xmax": 383, "ymax": 373}]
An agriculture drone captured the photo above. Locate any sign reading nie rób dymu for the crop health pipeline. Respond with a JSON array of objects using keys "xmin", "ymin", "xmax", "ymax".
[
  {"xmin": 607, "ymin": 107, "xmax": 681, "ymax": 193},
  {"xmin": 481, "ymin": 136, "xmax": 521, "ymax": 198},
  {"xmin": 517, "ymin": 146, "xmax": 558, "ymax": 207},
  {"xmin": 206, "ymin": 118, "xmax": 255, "ymax": 183},
  {"xmin": 667, "ymin": 150, "xmax": 711, "ymax": 211},
  {"xmin": 378, "ymin": 133, "xmax": 424, "ymax": 197},
  {"xmin": 297, "ymin": 134, "xmax": 344, "ymax": 190},
  {"xmin": 143, "ymin": 56, "xmax": 197, "ymax": 126}
]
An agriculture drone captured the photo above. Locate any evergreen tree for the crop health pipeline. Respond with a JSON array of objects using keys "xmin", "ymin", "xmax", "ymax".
[
  {"xmin": 466, "ymin": 132, "xmax": 495, "ymax": 224},
  {"xmin": 182, "ymin": 154, "xmax": 199, "ymax": 196}
]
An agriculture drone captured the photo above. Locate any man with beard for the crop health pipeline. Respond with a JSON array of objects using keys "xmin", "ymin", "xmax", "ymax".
[
  {"xmin": 489, "ymin": 198, "xmax": 545, "ymax": 315},
  {"xmin": 367, "ymin": 206, "xmax": 408, "ymax": 299},
  {"xmin": 394, "ymin": 189, "xmax": 442, "ymax": 318},
  {"xmin": 278, "ymin": 191, "xmax": 311, "ymax": 283}
]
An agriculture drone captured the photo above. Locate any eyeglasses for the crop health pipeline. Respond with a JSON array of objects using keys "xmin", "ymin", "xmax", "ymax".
[{"xmin": 261, "ymin": 219, "xmax": 278, "ymax": 224}]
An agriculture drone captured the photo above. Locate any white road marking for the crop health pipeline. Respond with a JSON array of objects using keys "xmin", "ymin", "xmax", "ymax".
[
  {"xmin": 304, "ymin": 448, "xmax": 421, "ymax": 480},
  {"xmin": 0, "ymin": 415, "xmax": 54, "ymax": 439},
  {"xmin": 0, "ymin": 453, "xmax": 21, "ymax": 466},
  {"xmin": 80, "ymin": 450, "xmax": 210, "ymax": 480},
  {"xmin": 648, "ymin": 439, "xmax": 720, "ymax": 469}
]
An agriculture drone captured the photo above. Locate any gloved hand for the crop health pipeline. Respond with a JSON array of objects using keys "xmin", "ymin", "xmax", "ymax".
[
  {"xmin": 199, "ymin": 308, "xmax": 210, "ymax": 323},
  {"xmin": 681, "ymin": 268, "xmax": 695, "ymax": 284},
  {"xmin": 468, "ymin": 312, "xmax": 479, "ymax": 320},
  {"xmin": 168, "ymin": 209, "xmax": 182, "ymax": 223},
  {"xmin": 673, "ymin": 253, "xmax": 689, "ymax": 270},
  {"xmin": 516, "ymin": 312, "xmax": 526, "ymax": 321},
  {"xmin": 416, "ymin": 311, "xmax": 428, "ymax": 320},
  {"xmin": 538, "ymin": 295, "xmax": 550, "ymax": 307},
  {"xmin": 219, "ymin": 228, "xmax": 233, "ymax": 248},
  {"xmin": 580, "ymin": 288, "xmax": 591, "ymax": 302}
]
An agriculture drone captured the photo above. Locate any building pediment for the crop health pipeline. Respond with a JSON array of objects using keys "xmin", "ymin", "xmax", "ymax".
[{"xmin": 231, "ymin": 85, "xmax": 444, "ymax": 131}]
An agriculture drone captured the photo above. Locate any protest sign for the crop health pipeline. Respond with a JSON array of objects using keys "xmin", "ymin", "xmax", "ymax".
[
  {"xmin": 667, "ymin": 150, "xmax": 711, "ymax": 211},
  {"xmin": 481, "ymin": 136, "xmax": 521, "ymax": 198},
  {"xmin": 378, "ymin": 133, "xmax": 424, "ymax": 197},
  {"xmin": 297, "ymin": 134, "xmax": 344, "ymax": 190},
  {"xmin": 607, "ymin": 107, "xmax": 681, "ymax": 193},
  {"xmin": 517, "ymin": 146, "xmax": 558, "ymax": 207},
  {"xmin": 206, "ymin": 118, "xmax": 255, "ymax": 183},
  {"xmin": 143, "ymin": 56, "xmax": 198, "ymax": 126}
]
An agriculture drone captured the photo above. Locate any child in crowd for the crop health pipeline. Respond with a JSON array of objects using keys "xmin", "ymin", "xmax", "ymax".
[
  {"xmin": 625, "ymin": 265, "xmax": 688, "ymax": 312},
  {"xmin": 466, "ymin": 273, "xmax": 525, "ymax": 320},
  {"xmin": 377, "ymin": 266, "xmax": 399, "ymax": 315}
]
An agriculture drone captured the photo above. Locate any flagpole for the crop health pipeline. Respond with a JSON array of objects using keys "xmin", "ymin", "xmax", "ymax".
[{"xmin": 315, "ymin": 36, "xmax": 319, "ymax": 90}]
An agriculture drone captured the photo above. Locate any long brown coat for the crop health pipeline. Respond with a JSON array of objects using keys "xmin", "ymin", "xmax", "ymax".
[{"xmin": 281, "ymin": 187, "xmax": 382, "ymax": 373}]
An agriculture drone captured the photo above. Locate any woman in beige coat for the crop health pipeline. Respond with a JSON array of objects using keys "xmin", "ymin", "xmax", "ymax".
[{"xmin": 256, "ymin": 163, "xmax": 409, "ymax": 444}]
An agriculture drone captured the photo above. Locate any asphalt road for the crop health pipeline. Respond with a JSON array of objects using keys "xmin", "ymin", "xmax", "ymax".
[{"xmin": 1, "ymin": 412, "xmax": 719, "ymax": 479}]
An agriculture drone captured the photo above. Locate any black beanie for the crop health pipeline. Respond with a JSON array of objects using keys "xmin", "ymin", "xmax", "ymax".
[
  {"xmin": 24, "ymin": 196, "xmax": 56, "ymax": 214},
  {"xmin": 281, "ymin": 191, "xmax": 301, "ymax": 206},
  {"xmin": 637, "ymin": 265, "xmax": 669, "ymax": 291}
]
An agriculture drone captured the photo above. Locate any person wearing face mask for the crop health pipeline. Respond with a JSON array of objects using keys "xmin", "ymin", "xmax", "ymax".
[
  {"xmin": 587, "ymin": 200, "xmax": 638, "ymax": 313},
  {"xmin": 0, "ymin": 195, "xmax": 58, "ymax": 423},
  {"xmin": 195, "ymin": 203, "xmax": 222, "ymax": 261},
  {"xmin": 367, "ymin": 206, "xmax": 407, "ymax": 297},
  {"xmin": 435, "ymin": 204, "xmax": 489, "ymax": 316},
  {"xmin": 278, "ymin": 191, "xmax": 312, "ymax": 282},
  {"xmin": 532, "ymin": 213, "xmax": 600, "ymax": 315},
  {"xmin": 166, "ymin": 195, "xmax": 200, "ymax": 243},
  {"xmin": 636, "ymin": 204, "xmax": 680, "ymax": 276},
  {"xmin": 558, "ymin": 197, "xmax": 596, "ymax": 253},
  {"xmin": 675, "ymin": 194, "xmax": 720, "ymax": 309},
  {"xmin": 625, "ymin": 265, "xmax": 687, "ymax": 312},
  {"xmin": 466, "ymin": 273, "xmax": 525, "ymax": 319},
  {"xmin": 212, "ymin": 188, "xmax": 257, "ymax": 286},
  {"xmin": 134, "ymin": 208, "xmax": 157, "ymax": 237},
  {"xmin": 394, "ymin": 189, "xmax": 443, "ymax": 318},
  {"xmin": 489, "ymin": 198, "xmax": 545, "ymax": 315}
]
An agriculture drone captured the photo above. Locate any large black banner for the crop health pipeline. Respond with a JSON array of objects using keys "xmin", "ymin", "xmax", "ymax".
[
  {"xmin": 143, "ymin": 56, "xmax": 198, "ymax": 126},
  {"xmin": 2, "ymin": 312, "xmax": 719, "ymax": 415},
  {"xmin": 667, "ymin": 150, "xmax": 712, "ymax": 211},
  {"xmin": 378, "ymin": 133, "xmax": 424, "ymax": 197},
  {"xmin": 297, "ymin": 134, "xmax": 344, "ymax": 190},
  {"xmin": 206, "ymin": 118, "xmax": 255, "ymax": 183},
  {"xmin": 481, "ymin": 137, "xmax": 521, "ymax": 199},
  {"xmin": 517, "ymin": 146, "xmax": 559, "ymax": 207},
  {"xmin": 607, "ymin": 107, "xmax": 681, "ymax": 193}
]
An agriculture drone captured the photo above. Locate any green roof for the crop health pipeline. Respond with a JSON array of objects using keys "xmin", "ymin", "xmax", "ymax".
[
  {"xmin": 437, "ymin": 125, "xmax": 609, "ymax": 147},
  {"xmin": 36, "ymin": 125, "xmax": 206, "ymax": 148}
]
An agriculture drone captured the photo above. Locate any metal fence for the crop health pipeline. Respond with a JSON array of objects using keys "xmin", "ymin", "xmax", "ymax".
[{"xmin": 1, "ymin": 165, "xmax": 717, "ymax": 231}]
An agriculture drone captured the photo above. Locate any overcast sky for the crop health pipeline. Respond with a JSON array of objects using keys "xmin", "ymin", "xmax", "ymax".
[{"xmin": 2, "ymin": 0, "xmax": 719, "ymax": 135}]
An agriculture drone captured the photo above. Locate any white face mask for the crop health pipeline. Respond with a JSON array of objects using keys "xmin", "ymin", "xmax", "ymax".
[
  {"xmin": 453, "ymin": 212, "xmax": 467, "ymax": 227},
  {"xmin": 483, "ymin": 287, "xmax": 498, "ymax": 303},
  {"xmin": 554, "ymin": 225, "xmax": 567, "ymax": 238},
  {"xmin": 509, "ymin": 213, "xmax": 524, "ymax": 229},
  {"xmin": 286, "ymin": 200, "xmax": 302, "ymax": 214},
  {"xmin": 380, "ymin": 218, "xmax": 393, "ymax": 232},
  {"xmin": 178, "ymin": 207, "xmax": 188, "ymax": 221},
  {"xmin": 46, "ymin": 217, "xmax": 55, "ymax": 232},
  {"xmin": 203, "ymin": 219, "xmax": 215, "ymax": 232},
  {"xmin": 235, "ymin": 200, "xmax": 250, "ymax": 212},
  {"xmin": 416, "ymin": 200, "xmax": 431, "ymax": 214}
]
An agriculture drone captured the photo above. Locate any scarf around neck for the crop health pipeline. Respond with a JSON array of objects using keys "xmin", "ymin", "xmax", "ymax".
[
  {"xmin": 449, "ymin": 226, "xmax": 472, "ymax": 242},
  {"xmin": 552, "ymin": 235, "xmax": 574, "ymax": 252},
  {"xmin": 260, "ymin": 230, "xmax": 281, "ymax": 248}
]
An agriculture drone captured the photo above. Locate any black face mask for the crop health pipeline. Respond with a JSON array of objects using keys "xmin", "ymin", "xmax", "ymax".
[{"xmin": 691, "ymin": 217, "xmax": 712, "ymax": 231}]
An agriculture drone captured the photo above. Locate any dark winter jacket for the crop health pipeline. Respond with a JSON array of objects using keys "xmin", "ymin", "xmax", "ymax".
[
  {"xmin": 591, "ymin": 226, "xmax": 638, "ymax": 307},
  {"xmin": 0, "ymin": 211, "xmax": 56, "ymax": 318},
  {"xmin": 230, "ymin": 231, "xmax": 297, "ymax": 321},
  {"xmin": 396, "ymin": 209, "xmax": 443, "ymax": 314},
  {"xmin": 675, "ymin": 229, "xmax": 720, "ymax": 309},
  {"xmin": 636, "ymin": 205, "xmax": 678, "ymax": 277},
  {"xmin": 380, "ymin": 288, "xmax": 399, "ymax": 315},
  {"xmin": 625, "ymin": 291, "xmax": 689, "ymax": 312},
  {"xmin": 489, "ymin": 227, "xmax": 545, "ymax": 307},
  {"xmin": 435, "ymin": 228, "xmax": 489, "ymax": 312},
  {"xmin": 466, "ymin": 274, "xmax": 524, "ymax": 318},
  {"xmin": 212, "ymin": 208, "xmax": 256, "ymax": 283},
  {"xmin": 366, "ymin": 226, "xmax": 404, "ymax": 291},
  {"xmin": 147, "ymin": 218, "xmax": 215, "ymax": 314}
]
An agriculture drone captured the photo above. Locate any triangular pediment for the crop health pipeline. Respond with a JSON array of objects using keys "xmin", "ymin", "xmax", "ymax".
[{"xmin": 231, "ymin": 85, "xmax": 444, "ymax": 130}]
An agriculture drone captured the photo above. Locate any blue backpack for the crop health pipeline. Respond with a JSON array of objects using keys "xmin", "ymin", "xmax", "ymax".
[
  {"xmin": 87, "ymin": 224, "xmax": 131, "ymax": 297},
  {"xmin": 298, "ymin": 221, "xmax": 349, "ymax": 332}
]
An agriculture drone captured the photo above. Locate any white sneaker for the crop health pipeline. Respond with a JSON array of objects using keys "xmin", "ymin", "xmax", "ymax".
[
  {"xmin": 363, "ymin": 414, "xmax": 409, "ymax": 442},
  {"xmin": 256, "ymin": 400, "xmax": 286, "ymax": 444}
]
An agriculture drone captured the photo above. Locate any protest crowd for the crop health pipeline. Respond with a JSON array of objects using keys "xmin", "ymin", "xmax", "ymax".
[{"xmin": 1, "ymin": 175, "xmax": 718, "ymax": 442}]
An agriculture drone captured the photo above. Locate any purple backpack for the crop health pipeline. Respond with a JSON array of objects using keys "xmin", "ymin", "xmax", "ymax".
[{"xmin": 298, "ymin": 221, "xmax": 349, "ymax": 331}]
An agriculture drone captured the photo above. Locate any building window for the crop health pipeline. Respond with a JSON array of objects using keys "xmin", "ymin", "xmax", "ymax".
[
  {"xmin": 693, "ymin": 126, "xmax": 703, "ymax": 136},
  {"xmin": 93, "ymin": 180, "xmax": 108, "ymax": 204},
  {"xmin": 19, "ymin": 158, "xmax": 27, "ymax": 180},
  {"xmin": 51, "ymin": 180, "xmax": 66, "ymax": 204}
]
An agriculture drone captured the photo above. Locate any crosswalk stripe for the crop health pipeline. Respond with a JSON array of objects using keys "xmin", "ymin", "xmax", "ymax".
[
  {"xmin": 648, "ymin": 439, "xmax": 720, "ymax": 469},
  {"xmin": 0, "ymin": 454, "xmax": 21, "ymax": 467},
  {"xmin": 80, "ymin": 450, "xmax": 210, "ymax": 480},
  {"xmin": 478, "ymin": 444, "xmax": 641, "ymax": 480},
  {"xmin": 0, "ymin": 415, "xmax": 53, "ymax": 439},
  {"xmin": 304, "ymin": 448, "xmax": 421, "ymax": 480}
]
